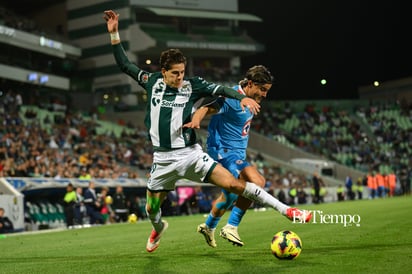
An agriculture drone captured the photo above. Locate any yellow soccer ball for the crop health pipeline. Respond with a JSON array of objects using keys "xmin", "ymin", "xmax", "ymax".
[
  {"xmin": 271, "ymin": 230, "xmax": 302, "ymax": 260},
  {"xmin": 105, "ymin": 195, "xmax": 113, "ymax": 205},
  {"xmin": 128, "ymin": 213, "xmax": 138, "ymax": 223}
]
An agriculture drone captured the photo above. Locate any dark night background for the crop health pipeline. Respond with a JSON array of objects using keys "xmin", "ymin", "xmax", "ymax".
[{"xmin": 239, "ymin": 1, "xmax": 412, "ymax": 100}]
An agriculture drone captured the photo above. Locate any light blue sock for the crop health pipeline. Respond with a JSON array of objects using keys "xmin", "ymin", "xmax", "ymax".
[
  {"xmin": 205, "ymin": 213, "xmax": 221, "ymax": 229},
  {"xmin": 227, "ymin": 206, "xmax": 245, "ymax": 227}
]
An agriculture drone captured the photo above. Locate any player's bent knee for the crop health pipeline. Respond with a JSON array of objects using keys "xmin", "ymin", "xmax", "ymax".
[
  {"xmin": 241, "ymin": 172, "xmax": 266, "ymax": 188},
  {"xmin": 227, "ymin": 179, "xmax": 245, "ymax": 195}
]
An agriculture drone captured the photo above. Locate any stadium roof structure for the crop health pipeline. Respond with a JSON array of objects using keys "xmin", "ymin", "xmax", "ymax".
[
  {"xmin": 144, "ymin": 7, "xmax": 262, "ymax": 22},
  {"xmin": 138, "ymin": 24, "xmax": 264, "ymax": 56}
]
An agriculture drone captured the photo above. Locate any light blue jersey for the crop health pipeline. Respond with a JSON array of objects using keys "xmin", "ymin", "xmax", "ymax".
[{"xmin": 206, "ymin": 85, "xmax": 253, "ymax": 179}]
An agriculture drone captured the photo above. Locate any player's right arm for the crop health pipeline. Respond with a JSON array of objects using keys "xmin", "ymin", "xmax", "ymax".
[
  {"xmin": 103, "ymin": 10, "xmax": 141, "ymax": 81},
  {"xmin": 103, "ymin": 10, "xmax": 120, "ymax": 45},
  {"xmin": 183, "ymin": 97, "xmax": 222, "ymax": 128}
]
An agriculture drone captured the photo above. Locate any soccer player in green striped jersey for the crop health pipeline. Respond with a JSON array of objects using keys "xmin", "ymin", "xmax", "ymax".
[{"xmin": 104, "ymin": 10, "xmax": 312, "ymax": 253}]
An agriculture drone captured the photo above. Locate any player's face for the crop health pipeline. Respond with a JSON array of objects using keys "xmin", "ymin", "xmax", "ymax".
[
  {"xmin": 162, "ymin": 63, "xmax": 185, "ymax": 88},
  {"xmin": 248, "ymin": 81, "xmax": 272, "ymax": 103}
]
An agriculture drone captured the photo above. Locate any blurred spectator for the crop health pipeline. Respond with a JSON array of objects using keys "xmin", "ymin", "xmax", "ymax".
[
  {"xmin": 98, "ymin": 187, "xmax": 114, "ymax": 224},
  {"xmin": 312, "ymin": 173, "xmax": 321, "ymax": 204},
  {"xmin": 161, "ymin": 190, "xmax": 179, "ymax": 216},
  {"xmin": 83, "ymin": 181, "xmax": 104, "ymax": 224},
  {"xmin": 0, "ymin": 207, "xmax": 14, "ymax": 234},
  {"xmin": 78, "ymin": 152, "xmax": 92, "ymax": 167},
  {"xmin": 78, "ymin": 167, "xmax": 91, "ymax": 180},
  {"xmin": 367, "ymin": 172, "xmax": 377, "ymax": 199},
  {"xmin": 128, "ymin": 195, "xmax": 147, "ymax": 220},
  {"xmin": 112, "ymin": 185, "xmax": 128, "ymax": 222},
  {"xmin": 375, "ymin": 171, "xmax": 385, "ymax": 198},
  {"xmin": 194, "ymin": 186, "xmax": 212, "ymax": 213},
  {"xmin": 355, "ymin": 180, "xmax": 364, "ymax": 200},
  {"xmin": 15, "ymin": 91, "xmax": 23, "ymax": 112},
  {"xmin": 337, "ymin": 184, "xmax": 345, "ymax": 201},
  {"xmin": 74, "ymin": 187, "xmax": 85, "ymax": 225},
  {"xmin": 288, "ymin": 185, "xmax": 297, "ymax": 205},
  {"xmin": 296, "ymin": 186, "xmax": 308, "ymax": 204},
  {"xmin": 63, "ymin": 183, "xmax": 76, "ymax": 228},
  {"xmin": 345, "ymin": 175, "xmax": 355, "ymax": 200},
  {"xmin": 319, "ymin": 185, "xmax": 327, "ymax": 203},
  {"xmin": 276, "ymin": 186, "xmax": 288, "ymax": 205},
  {"xmin": 388, "ymin": 172, "xmax": 397, "ymax": 197},
  {"xmin": 3, "ymin": 89, "xmax": 15, "ymax": 113}
]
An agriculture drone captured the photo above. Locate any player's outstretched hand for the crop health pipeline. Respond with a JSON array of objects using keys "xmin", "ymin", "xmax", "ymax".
[
  {"xmin": 240, "ymin": 97, "xmax": 260, "ymax": 115},
  {"xmin": 103, "ymin": 10, "xmax": 119, "ymax": 33}
]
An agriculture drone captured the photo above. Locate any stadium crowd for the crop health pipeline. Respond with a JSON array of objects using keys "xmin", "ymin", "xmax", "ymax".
[
  {"xmin": 0, "ymin": 89, "xmax": 152, "ymax": 180},
  {"xmin": 253, "ymin": 99, "xmax": 412, "ymax": 196}
]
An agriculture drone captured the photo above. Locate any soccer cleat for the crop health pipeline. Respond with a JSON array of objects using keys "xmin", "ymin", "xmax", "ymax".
[
  {"xmin": 197, "ymin": 223, "xmax": 217, "ymax": 248},
  {"xmin": 286, "ymin": 208, "xmax": 312, "ymax": 223},
  {"xmin": 146, "ymin": 220, "xmax": 168, "ymax": 253},
  {"xmin": 219, "ymin": 225, "xmax": 244, "ymax": 247}
]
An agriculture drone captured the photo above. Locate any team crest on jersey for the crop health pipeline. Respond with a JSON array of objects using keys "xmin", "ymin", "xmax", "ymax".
[
  {"xmin": 184, "ymin": 132, "xmax": 191, "ymax": 142},
  {"xmin": 236, "ymin": 159, "xmax": 244, "ymax": 165},
  {"xmin": 141, "ymin": 73, "xmax": 149, "ymax": 83}
]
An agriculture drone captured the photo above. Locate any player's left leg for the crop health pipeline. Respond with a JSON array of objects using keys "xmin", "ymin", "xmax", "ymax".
[
  {"xmin": 221, "ymin": 166, "xmax": 266, "ymax": 246},
  {"xmin": 146, "ymin": 190, "xmax": 168, "ymax": 252}
]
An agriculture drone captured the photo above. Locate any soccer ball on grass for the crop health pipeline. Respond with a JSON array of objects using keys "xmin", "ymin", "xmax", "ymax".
[
  {"xmin": 128, "ymin": 213, "xmax": 138, "ymax": 223},
  {"xmin": 270, "ymin": 230, "xmax": 302, "ymax": 260}
]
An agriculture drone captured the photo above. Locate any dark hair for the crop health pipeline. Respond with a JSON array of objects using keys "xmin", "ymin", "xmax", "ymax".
[
  {"xmin": 240, "ymin": 65, "xmax": 274, "ymax": 87},
  {"xmin": 159, "ymin": 49, "xmax": 187, "ymax": 70}
]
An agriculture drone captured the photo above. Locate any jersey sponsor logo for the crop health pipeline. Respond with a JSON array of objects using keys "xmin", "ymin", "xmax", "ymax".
[
  {"xmin": 161, "ymin": 100, "xmax": 186, "ymax": 108},
  {"xmin": 151, "ymin": 97, "xmax": 185, "ymax": 108},
  {"xmin": 242, "ymin": 120, "xmax": 252, "ymax": 136}
]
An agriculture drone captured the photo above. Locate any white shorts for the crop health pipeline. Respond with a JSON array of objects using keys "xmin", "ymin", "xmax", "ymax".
[{"xmin": 147, "ymin": 144, "xmax": 217, "ymax": 192}]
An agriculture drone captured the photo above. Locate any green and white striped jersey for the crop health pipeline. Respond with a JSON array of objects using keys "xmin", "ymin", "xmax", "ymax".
[{"xmin": 113, "ymin": 44, "xmax": 245, "ymax": 150}]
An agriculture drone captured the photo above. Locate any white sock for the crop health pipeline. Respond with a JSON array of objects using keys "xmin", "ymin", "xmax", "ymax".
[{"xmin": 242, "ymin": 182, "xmax": 289, "ymax": 215}]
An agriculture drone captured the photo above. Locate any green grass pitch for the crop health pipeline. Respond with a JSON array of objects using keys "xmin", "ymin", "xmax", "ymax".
[{"xmin": 0, "ymin": 196, "xmax": 411, "ymax": 274}]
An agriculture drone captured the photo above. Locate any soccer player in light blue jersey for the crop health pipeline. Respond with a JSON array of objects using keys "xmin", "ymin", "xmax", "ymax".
[
  {"xmin": 104, "ymin": 10, "xmax": 311, "ymax": 253},
  {"xmin": 194, "ymin": 66, "xmax": 312, "ymax": 247}
]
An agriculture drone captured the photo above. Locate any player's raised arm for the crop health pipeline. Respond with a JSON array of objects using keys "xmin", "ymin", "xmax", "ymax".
[
  {"xmin": 104, "ymin": 10, "xmax": 141, "ymax": 81},
  {"xmin": 103, "ymin": 10, "xmax": 120, "ymax": 45}
]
